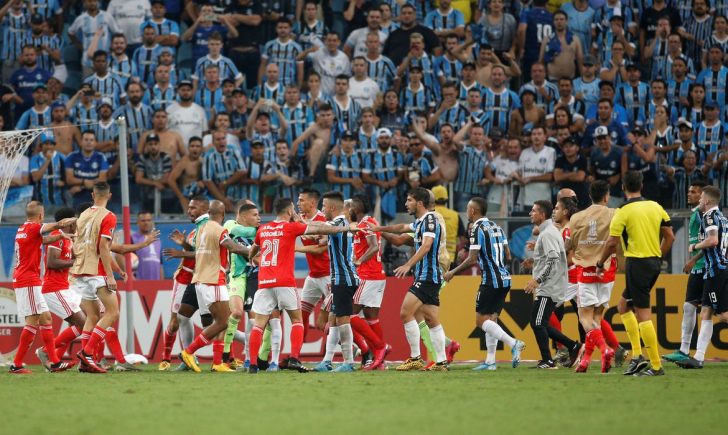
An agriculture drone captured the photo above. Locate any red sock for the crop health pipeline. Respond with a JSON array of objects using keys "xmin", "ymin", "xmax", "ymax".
[
  {"xmin": 55, "ymin": 325, "xmax": 80, "ymax": 347},
  {"xmin": 582, "ymin": 330, "xmax": 596, "ymax": 362},
  {"xmin": 591, "ymin": 328, "xmax": 607, "ymax": 353},
  {"xmin": 185, "ymin": 333, "xmax": 211, "ymax": 354},
  {"xmin": 13, "ymin": 325, "xmax": 37, "ymax": 367},
  {"xmin": 350, "ymin": 316, "xmax": 383, "ymax": 350},
  {"xmin": 83, "ymin": 326, "xmax": 106, "ymax": 355},
  {"xmin": 39, "ymin": 325, "xmax": 60, "ymax": 364},
  {"xmin": 248, "ymin": 326, "xmax": 264, "ymax": 364},
  {"xmin": 352, "ymin": 330, "xmax": 369, "ymax": 354},
  {"xmin": 366, "ymin": 318, "xmax": 384, "ymax": 341},
  {"xmin": 55, "ymin": 342, "xmax": 72, "ymax": 359},
  {"xmin": 80, "ymin": 331, "xmax": 91, "ymax": 350},
  {"xmin": 105, "ymin": 327, "xmax": 127, "ymax": 364},
  {"xmin": 600, "ymin": 319, "xmax": 620, "ymax": 349},
  {"xmin": 212, "ymin": 340, "xmax": 224, "ymax": 365},
  {"xmin": 94, "ymin": 339, "xmax": 105, "ymax": 362},
  {"xmin": 301, "ymin": 302, "xmax": 314, "ymax": 340},
  {"xmin": 290, "ymin": 322, "xmax": 304, "ymax": 358},
  {"xmin": 549, "ymin": 313, "xmax": 564, "ymax": 348},
  {"xmin": 163, "ymin": 326, "xmax": 177, "ymax": 361}
]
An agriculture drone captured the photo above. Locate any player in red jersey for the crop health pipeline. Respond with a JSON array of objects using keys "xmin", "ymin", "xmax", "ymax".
[
  {"xmin": 295, "ymin": 188, "xmax": 331, "ymax": 340},
  {"xmin": 164, "ymin": 199, "xmax": 251, "ymax": 373},
  {"xmin": 10, "ymin": 201, "xmax": 77, "ymax": 374},
  {"xmin": 246, "ymin": 197, "xmax": 359, "ymax": 374},
  {"xmin": 349, "ymin": 195, "xmax": 391, "ymax": 369}
]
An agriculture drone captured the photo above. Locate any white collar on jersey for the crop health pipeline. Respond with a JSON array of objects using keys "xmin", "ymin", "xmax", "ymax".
[
  {"xmin": 195, "ymin": 213, "xmax": 210, "ymax": 223},
  {"xmin": 706, "ymin": 206, "xmax": 720, "ymax": 214},
  {"xmin": 474, "ymin": 217, "xmax": 490, "ymax": 225},
  {"xmin": 416, "ymin": 211, "xmax": 434, "ymax": 223}
]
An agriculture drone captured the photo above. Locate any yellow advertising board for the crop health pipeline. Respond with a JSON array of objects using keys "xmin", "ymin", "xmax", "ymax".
[{"xmin": 440, "ymin": 275, "xmax": 728, "ymax": 361}]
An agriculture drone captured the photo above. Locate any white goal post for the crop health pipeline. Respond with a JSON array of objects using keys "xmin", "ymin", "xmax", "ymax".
[{"xmin": 0, "ymin": 128, "xmax": 46, "ymax": 222}]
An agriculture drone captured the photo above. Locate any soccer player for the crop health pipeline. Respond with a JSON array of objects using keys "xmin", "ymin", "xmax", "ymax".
[
  {"xmin": 163, "ymin": 198, "xmax": 251, "ymax": 373},
  {"xmin": 72, "ymin": 182, "xmax": 137, "ymax": 373},
  {"xmin": 664, "ymin": 181, "xmax": 707, "ymax": 363},
  {"xmin": 366, "ymin": 187, "xmax": 451, "ymax": 371},
  {"xmin": 444, "ymin": 197, "xmax": 526, "ymax": 371},
  {"xmin": 596, "ymin": 171, "xmax": 675, "ymax": 377},
  {"xmin": 246, "ymin": 197, "xmax": 360, "ymax": 374},
  {"xmin": 679, "ymin": 186, "xmax": 728, "ymax": 369},
  {"xmin": 10, "ymin": 201, "xmax": 77, "ymax": 374}
]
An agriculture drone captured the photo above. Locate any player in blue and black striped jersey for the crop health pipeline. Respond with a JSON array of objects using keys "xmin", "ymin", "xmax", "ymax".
[
  {"xmin": 365, "ymin": 187, "xmax": 451, "ymax": 371},
  {"xmin": 444, "ymin": 197, "xmax": 526, "ymax": 370}
]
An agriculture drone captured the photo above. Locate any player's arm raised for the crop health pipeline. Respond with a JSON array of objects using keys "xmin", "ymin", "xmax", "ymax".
[
  {"xmin": 40, "ymin": 217, "xmax": 77, "ymax": 244},
  {"xmin": 111, "ymin": 229, "xmax": 162, "ymax": 254},
  {"xmin": 381, "ymin": 232, "xmax": 414, "ymax": 247},
  {"xmin": 394, "ymin": 234, "xmax": 433, "ymax": 278}
]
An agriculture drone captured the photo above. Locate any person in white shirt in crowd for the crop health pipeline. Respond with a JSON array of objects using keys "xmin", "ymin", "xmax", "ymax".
[
  {"xmin": 298, "ymin": 31, "xmax": 351, "ymax": 96},
  {"xmin": 166, "ymin": 80, "xmax": 208, "ymax": 149},
  {"xmin": 348, "ymin": 56, "xmax": 380, "ymax": 109},
  {"xmin": 514, "ymin": 125, "xmax": 556, "ymax": 213}
]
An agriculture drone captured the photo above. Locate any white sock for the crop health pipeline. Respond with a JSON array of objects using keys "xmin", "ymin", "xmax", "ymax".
[
  {"xmin": 680, "ymin": 302, "xmax": 698, "ymax": 355},
  {"xmin": 234, "ymin": 330, "xmax": 246, "ymax": 344},
  {"xmin": 430, "ymin": 324, "xmax": 447, "ymax": 363},
  {"xmin": 245, "ymin": 317, "xmax": 255, "ymax": 361},
  {"xmin": 324, "ymin": 326, "xmax": 339, "ymax": 361},
  {"xmin": 178, "ymin": 315, "xmax": 194, "ymax": 349},
  {"xmin": 339, "ymin": 323, "xmax": 354, "ymax": 364},
  {"xmin": 482, "ymin": 319, "xmax": 516, "ymax": 348},
  {"xmin": 269, "ymin": 318, "xmax": 282, "ymax": 364},
  {"xmin": 694, "ymin": 319, "xmax": 714, "ymax": 362},
  {"xmin": 404, "ymin": 320, "xmax": 421, "ymax": 358},
  {"xmin": 485, "ymin": 334, "xmax": 498, "ymax": 364}
]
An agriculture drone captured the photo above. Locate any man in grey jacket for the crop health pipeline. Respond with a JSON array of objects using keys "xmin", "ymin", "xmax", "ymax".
[{"xmin": 524, "ymin": 200, "xmax": 584, "ymax": 369}]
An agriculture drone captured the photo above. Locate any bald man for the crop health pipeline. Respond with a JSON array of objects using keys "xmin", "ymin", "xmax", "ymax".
[{"xmin": 557, "ymin": 188, "xmax": 577, "ymax": 201}]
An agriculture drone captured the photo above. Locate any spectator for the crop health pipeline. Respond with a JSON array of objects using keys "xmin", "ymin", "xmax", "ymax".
[
  {"xmin": 554, "ymin": 136, "xmax": 589, "ymax": 209},
  {"xmin": 202, "ymin": 130, "xmax": 246, "ymax": 211},
  {"xmin": 398, "ymin": 33, "xmax": 441, "ymax": 96},
  {"xmin": 696, "ymin": 45, "xmax": 728, "ymax": 115},
  {"xmin": 84, "ymin": 50, "xmax": 126, "ymax": 108},
  {"xmin": 345, "ymin": 7, "xmax": 387, "ymax": 58},
  {"xmin": 168, "ymin": 136, "xmax": 205, "ymax": 211},
  {"xmin": 182, "ymin": 4, "xmax": 238, "ymax": 67},
  {"xmin": 623, "ymin": 125, "xmax": 659, "ymax": 202},
  {"xmin": 108, "ymin": 0, "xmax": 151, "ymax": 54},
  {"xmin": 224, "ymin": 0, "xmax": 263, "ymax": 92},
  {"xmin": 348, "ymin": 57, "xmax": 380, "ymax": 109},
  {"xmin": 477, "ymin": 0, "xmax": 517, "ymax": 60},
  {"xmin": 520, "ymin": 62, "xmax": 558, "ymax": 112},
  {"xmin": 582, "ymin": 98, "xmax": 631, "ymax": 154},
  {"xmin": 138, "ymin": 108, "xmax": 186, "ymax": 163},
  {"xmin": 133, "ymin": 24, "xmax": 175, "ymax": 87},
  {"xmin": 668, "ymin": 118, "xmax": 707, "ymax": 167},
  {"xmin": 561, "ymin": 0, "xmax": 594, "ymax": 56},
  {"xmin": 515, "ymin": 125, "xmax": 555, "ymax": 211},
  {"xmin": 192, "ymin": 31, "xmax": 243, "ymax": 91},
  {"xmin": 639, "ymin": 0, "xmax": 680, "ymax": 59},
  {"xmin": 516, "ymin": 0, "xmax": 552, "ymax": 82},
  {"xmin": 452, "ymin": 121, "xmax": 491, "ymax": 210},
  {"xmin": 0, "ymin": 0, "xmax": 29, "ymax": 84},
  {"xmin": 135, "ymin": 133, "xmax": 175, "ymax": 211},
  {"xmin": 65, "ymin": 131, "xmax": 109, "ymax": 207},
  {"xmin": 356, "ymin": 107, "xmax": 378, "ymax": 156},
  {"xmin": 430, "ymin": 82, "xmax": 466, "ymax": 133},
  {"xmin": 26, "ymin": 13, "xmax": 63, "ymax": 80},
  {"xmin": 293, "ymin": 1, "xmax": 328, "ymax": 51},
  {"xmin": 143, "ymin": 0, "xmax": 180, "ymax": 48},
  {"xmin": 203, "ymin": 112, "xmax": 240, "ymax": 149},
  {"xmin": 547, "ymin": 77, "xmax": 586, "ymax": 124},
  {"xmin": 327, "ymin": 130, "xmax": 365, "ymax": 198},
  {"xmin": 668, "ymin": 57, "xmax": 693, "ymax": 115},
  {"xmin": 701, "ymin": 15, "xmax": 728, "ymax": 70},
  {"xmin": 269, "ymin": 139, "xmax": 301, "ymax": 200},
  {"xmin": 142, "ymin": 63, "xmax": 176, "ymax": 112},
  {"xmin": 113, "ymin": 81, "xmax": 153, "ymax": 151},
  {"xmin": 585, "ymin": 80, "xmax": 629, "ymax": 126},
  {"xmin": 694, "ymin": 100, "xmax": 725, "ymax": 159},
  {"xmin": 646, "ymin": 16, "xmax": 671, "ymax": 80},
  {"xmin": 668, "ymin": 152, "xmax": 707, "ymax": 209},
  {"xmin": 250, "ymin": 62, "xmax": 285, "ymax": 106},
  {"xmin": 511, "ymin": 86, "xmax": 546, "ymax": 139},
  {"xmin": 363, "ymin": 32, "xmax": 397, "ymax": 94},
  {"xmin": 228, "ymin": 88, "xmax": 249, "ymax": 140},
  {"xmin": 573, "ymin": 54, "xmax": 600, "ymax": 112},
  {"xmin": 645, "ymin": 79, "xmax": 679, "ymax": 131},
  {"xmin": 405, "ymin": 133, "xmax": 441, "ymax": 189},
  {"xmin": 68, "ymin": 0, "xmax": 122, "ymax": 78},
  {"xmin": 382, "ymin": 4, "xmax": 442, "ymax": 66},
  {"xmin": 435, "ymin": 34, "xmax": 464, "ymax": 86},
  {"xmin": 588, "ymin": 125, "xmax": 624, "ymax": 208},
  {"xmin": 281, "ymin": 84, "xmax": 315, "ymax": 158},
  {"xmin": 130, "ymin": 210, "xmax": 163, "ymax": 279},
  {"xmin": 361, "ymin": 128, "xmax": 404, "ymax": 220},
  {"xmin": 0, "ymin": 134, "xmax": 32, "ymax": 218},
  {"xmin": 377, "ymin": 89, "xmax": 407, "ymax": 134},
  {"xmin": 463, "ymin": 86, "xmax": 489, "ymax": 129},
  {"xmin": 681, "ymin": 0, "xmax": 712, "ymax": 69},
  {"xmin": 194, "ymin": 64, "xmax": 227, "ymax": 121},
  {"xmin": 29, "ymin": 133, "xmax": 66, "ymax": 214},
  {"xmin": 47, "ymin": 101, "xmax": 81, "ymax": 157},
  {"xmin": 15, "ymin": 84, "xmax": 51, "ymax": 133},
  {"xmin": 300, "ymin": 32, "xmax": 350, "ymax": 97},
  {"xmin": 90, "ymin": 32, "xmax": 134, "ymax": 89},
  {"xmin": 378, "ymin": 3, "xmax": 400, "ymax": 36},
  {"xmin": 682, "ymin": 83, "xmax": 705, "ymax": 126},
  {"xmin": 657, "ymin": 33, "xmax": 695, "ymax": 83},
  {"xmin": 599, "ymin": 38, "xmax": 630, "ymax": 89},
  {"xmin": 260, "ymin": 17, "xmax": 304, "ymax": 88},
  {"xmin": 10, "ymin": 44, "xmax": 52, "ymax": 121},
  {"xmin": 240, "ymin": 139, "xmax": 271, "ymax": 205},
  {"xmin": 539, "ymin": 11, "xmax": 583, "ymax": 81},
  {"xmin": 485, "ymin": 137, "xmax": 521, "ymax": 215},
  {"xmin": 399, "ymin": 65, "xmax": 436, "ymax": 116},
  {"xmin": 332, "ymin": 74, "xmax": 362, "ymax": 131},
  {"xmin": 483, "ymin": 65, "xmax": 520, "ymax": 135},
  {"xmin": 432, "ymin": 184, "xmax": 467, "ymax": 262},
  {"xmin": 91, "ymin": 98, "xmax": 119, "ymax": 162},
  {"xmin": 247, "ymin": 98, "xmax": 287, "ymax": 160}
]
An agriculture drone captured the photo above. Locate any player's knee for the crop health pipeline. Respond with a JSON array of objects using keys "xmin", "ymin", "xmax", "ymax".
[
  {"xmin": 316, "ymin": 317, "xmax": 327, "ymax": 330},
  {"xmin": 231, "ymin": 308, "xmax": 244, "ymax": 320},
  {"xmin": 39, "ymin": 311, "xmax": 53, "ymax": 325}
]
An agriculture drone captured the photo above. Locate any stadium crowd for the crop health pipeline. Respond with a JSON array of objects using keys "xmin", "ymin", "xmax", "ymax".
[{"xmin": 1, "ymin": 0, "xmax": 725, "ymax": 220}]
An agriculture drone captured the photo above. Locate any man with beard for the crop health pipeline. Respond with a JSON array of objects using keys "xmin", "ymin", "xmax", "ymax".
[
  {"xmin": 83, "ymin": 50, "xmax": 126, "ymax": 107},
  {"xmin": 362, "ymin": 128, "xmax": 404, "ymax": 220},
  {"xmin": 48, "ymin": 101, "xmax": 82, "ymax": 156},
  {"xmin": 142, "ymin": 63, "xmax": 177, "ymax": 112},
  {"xmin": 138, "ymin": 109, "xmax": 186, "ymax": 164},
  {"xmin": 166, "ymin": 80, "xmax": 208, "ymax": 147},
  {"xmin": 113, "ymin": 81, "xmax": 153, "ymax": 152},
  {"xmin": 382, "ymin": 4, "xmax": 441, "ymax": 66},
  {"xmin": 10, "ymin": 45, "xmax": 53, "ymax": 120},
  {"xmin": 16, "ymin": 84, "xmax": 52, "ymax": 133},
  {"xmin": 169, "ymin": 137, "xmax": 205, "ymax": 211}
]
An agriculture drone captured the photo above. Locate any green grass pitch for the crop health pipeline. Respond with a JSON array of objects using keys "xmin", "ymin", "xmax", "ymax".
[{"xmin": 3, "ymin": 362, "xmax": 726, "ymax": 434}]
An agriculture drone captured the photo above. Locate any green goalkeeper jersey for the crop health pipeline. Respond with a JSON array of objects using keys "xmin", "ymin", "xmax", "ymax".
[
  {"xmin": 224, "ymin": 220, "xmax": 257, "ymax": 278},
  {"xmin": 690, "ymin": 207, "xmax": 705, "ymax": 273}
]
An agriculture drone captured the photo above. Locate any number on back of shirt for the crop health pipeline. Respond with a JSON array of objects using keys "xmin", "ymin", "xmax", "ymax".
[
  {"xmin": 261, "ymin": 239, "xmax": 280, "ymax": 267},
  {"xmin": 536, "ymin": 24, "xmax": 553, "ymax": 43}
]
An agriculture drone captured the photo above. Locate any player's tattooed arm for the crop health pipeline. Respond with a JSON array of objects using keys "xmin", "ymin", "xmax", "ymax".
[
  {"xmin": 112, "ymin": 229, "xmax": 162, "ymax": 254},
  {"xmin": 249, "ymin": 244, "xmax": 260, "ymax": 262},
  {"xmin": 41, "ymin": 217, "xmax": 78, "ymax": 236},
  {"xmin": 443, "ymin": 249, "xmax": 478, "ymax": 282},
  {"xmin": 691, "ymin": 228, "xmax": 716, "ymax": 252},
  {"xmin": 222, "ymin": 238, "xmax": 250, "ymax": 257},
  {"xmin": 305, "ymin": 221, "xmax": 360, "ymax": 235},
  {"xmin": 42, "ymin": 231, "xmax": 73, "ymax": 245}
]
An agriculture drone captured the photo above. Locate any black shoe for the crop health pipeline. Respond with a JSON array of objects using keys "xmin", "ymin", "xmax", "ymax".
[
  {"xmin": 222, "ymin": 352, "xmax": 230, "ymax": 364},
  {"xmin": 279, "ymin": 357, "xmax": 290, "ymax": 369},
  {"xmin": 529, "ymin": 360, "xmax": 558, "ymax": 369},
  {"xmin": 287, "ymin": 357, "xmax": 309, "ymax": 373},
  {"xmin": 676, "ymin": 357, "xmax": 704, "ymax": 369},
  {"xmin": 566, "ymin": 342, "xmax": 584, "ymax": 368},
  {"xmin": 248, "ymin": 365, "xmax": 259, "ymax": 374},
  {"xmin": 256, "ymin": 356, "xmax": 270, "ymax": 371},
  {"xmin": 623, "ymin": 355, "xmax": 649, "ymax": 375},
  {"xmin": 361, "ymin": 349, "xmax": 374, "ymax": 368},
  {"xmin": 633, "ymin": 367, "xmax": 665, "ymax": 377}
]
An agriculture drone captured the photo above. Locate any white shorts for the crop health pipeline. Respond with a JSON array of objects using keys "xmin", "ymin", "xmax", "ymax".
[
  {"xmin": 45, "ymin": 290, "xmax": 82, "ymax": 319},
  {"xmin": 195, "ymin": 283, "xmax": 229, "ymax": 315},
  {"xmin": 252, "ymin": 287, "xmax": 300, "ymax": 315},
  {"xmin": 301, "ymin": 276, "xmax": 331, "ymax": 307},
  {"xmin": 15, "ymin": 286, "xmax": 48, "ymax": 317},
  {"xmin": 353, "ymin": 279, "xmax": 386, "ymax": 308},
  {"xmin": 72, "ymin": 276, "xmax": 110, "ymax": 301},
  {"xmin": 565, "ymin": 282, "xmax": 578, "ymax": 302},
  {"xmin": 322, "ymin": 293, "xmax": 333, "ymax": 312},
  {"xmin": 171, "ymin": 280, "xmax": 187, "ymax": 314},
  {"xmin": 577, "ymin": 282, "xmax": 614, "ymax": 308}
]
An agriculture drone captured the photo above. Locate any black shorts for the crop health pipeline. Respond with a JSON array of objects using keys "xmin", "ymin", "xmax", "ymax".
[
  {"xmin": 622, "ymin": 257, "xmax": 661, "ymax": 309},
  {"xmin": 244, "ymin": 271, "xmax": 259, "ymax": 312},
  {"xmin": 180, "ymin": 283, "xmax": 211, "ymax": 319},
  {"xmin": 409, "ymin": 281, "xmax": 441, "ymax": 306},
  {"xmin": 703, "ymin": 268, "xmax": 728, "ymax": 314},
  {"xmin": 331, "ymin": 284, "xmax": 358, "ymax": 317},
  {"xmin": 686, "ymin": 272, "xmax": 705, "ymax": 304},
  {"xmin": 475, "ymin": 284, "xmax": 510, "ymax": 315}
]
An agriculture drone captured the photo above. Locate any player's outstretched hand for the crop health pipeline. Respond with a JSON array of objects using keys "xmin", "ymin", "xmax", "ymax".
[
  {"xmin": 291, "ymin": 211, "xmax": 304, "ymax": 223},
  {"xmin": 394, "ymin": 264, "xmax": 411, "ymax": 278},
  {"xmin": 523, "ymin": 279, "xmax": 538, "ymax": 294},
  {"xmin": 683, "ymin": 257, "xmax": 696, "ymax": 274},
  {"xmin": 525, "ymin": 241, "xmax": 535, "ymax": 251},
  {"xmin": 348, "ymin": 225, "xmax": 362, "ymax": 233},
  {"xmin": 163, "ymin": 248, "xmax": 184, "ymax": 260},
  {"xmin": 169, "ymin": 229, "xmax": 187, "ymax": 246},
  {"xmin": 119, "ymin": 271, "xmax": 128, "ymax": 282},
  {"xmin": 59, "ymin": 217, "xmax": 77, "ymax": 228},
  {"xmin": 443, "ymin": 271, "xmax": 454, "ymax": 282},
  {"xmin": 360, "ymin": 220, "xmax": 381, "ymax": 232},
  {"xmin": 144, "ymin": 229, "xmax": 161, "ymax": 246}
]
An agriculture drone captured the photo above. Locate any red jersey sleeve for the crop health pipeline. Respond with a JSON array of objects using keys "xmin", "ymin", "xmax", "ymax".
[
  {"xmin": 254, "ymin": 229, "xmax": 261, "ymax": 245},
  {"xmin": 100, "ymin": 213, "xmax": 117, "ymax": 239},
  {"xmin": 46, "ymin": 230, "xmax": 63, "ymax": 251},
  {"xmin": 291, "ymin": 221, "xmax": 309, "ymax": 237},
  {"xmin": 219, "ymin": 229, "xmax": 230, "ymax": 245},
  {"xmin": 562, "ymin": 228, "xmax": 570, "ymax": 242}
]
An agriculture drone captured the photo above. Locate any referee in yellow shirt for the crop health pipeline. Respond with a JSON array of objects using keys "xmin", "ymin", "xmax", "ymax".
[{"xmin": 596, "ymin": 171, "xmax": 675, "ymax": 377}]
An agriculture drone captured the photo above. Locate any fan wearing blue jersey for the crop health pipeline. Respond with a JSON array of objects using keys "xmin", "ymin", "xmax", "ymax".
[
  {"xmin": 84, "ymin": 50, "xmax": 126, "ymax": 108},
  {"xmin": 30, "ymin": 134, "xmax": 67, "ymax": 212},
  {"xmin": 65, "ymin": 131, "xmax": 110, "ymax": 207},
  {"xmin": 68, "ymin": 0, "xmax": 123, "ymax": 76},
  {"xmin": 517, "ymin": 0, "xmax": 553, "ymax": 82},
  {"xmin": 327, "ymin": 131, "xmax": 365, "ymax": 199},
  {"xmin": 88, "ymin": 32, "xmax": 135, "ymax": 90},
  {"xmin": 247, "ymin": 98, "xmax": 288, "ymax": 162},
  {"xmin": 362, "ymin": 128, "xmax": 404, "ymax": 220},
  {"xmin": 364, "ymin": 32, "xmax": 397, "ymax": 94},
  {"xmin": 10, "ymin": 45, "xmax": 53, "ymax": 120},
  {"xmin": 143, "ymin": 0, "xmax": 180, "ymax": 48},
  {"xmin": 444, "ymin": 197, "xmax": 526, "ymax": 370},
  {"xmin": 0, "ymin": 0, "xmax": 30, "ymax": 83},
  {"xmin": 397, "ymin": 33, "xmax": 441, "ymax": 97},
  {"xmin": 133, "ymin": 25, "xmax": 176, "ymax": 87},
  {"xmin": 365, "ymin": 187, "xmax": 450, "ymax": 371},
  {"xmin": 142, "ymin": 64, "xmax": 176, "ymax": 112},
  {"xmin": 15, "ymin": 84, "xmax": 52, "ymax": 133},
  {"xmin": 181, "ymin": 4, "xmax": 237, "ymax": 68},
  {"xmin": 113, "ymin": 82, "xmax": 153, "ymax": 152},
  {"xmin": 192, "ymin": 32, "xmax": 243, "ymax": 93},
  {"xmin": 195, "ymin": 64, "xmax": 226, "ymax": 121},
  {"xmin": 332, "ymin": 75, "xmax": 362, "ymax": 131},
  {"xmin": 259, "ymin": 17, "xmax": 304, "ymax": 89},
  {"xmin": 425, "ymin": 0, "xmax": 465, "ymax": 42},
  {"xmin": 399, "ymin": 65, "xmax": 436, "ymax": 116},
  {"xmin": 250, "ymin": 63, "xmax": 285, "ymax": 106},
  {"xmin": 293, "ymin": 1, "xmax": 328, "ymax": 51},
  {"xmin": 26, "ymin": 13, "xmax": 62, "ymax": 77},
  {"xmin": 483, "ymin": 65, "xmax": 521, "ymax": 134},
  {"xmin": 429, "ymin": 82, "xmax": 466, "ymax": 135},
  {"xmin": 202, "ymin": 130, "xmax": 246, "ymax": 212},
  {"xmin": 436, "ymin": 35, "xmax": 463, "ymax": 87}
]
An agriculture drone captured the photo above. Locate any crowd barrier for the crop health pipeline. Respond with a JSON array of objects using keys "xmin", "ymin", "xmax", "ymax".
[{"xmin": 2, "ymin": 275, "xmax": 727, "ymax": 364}]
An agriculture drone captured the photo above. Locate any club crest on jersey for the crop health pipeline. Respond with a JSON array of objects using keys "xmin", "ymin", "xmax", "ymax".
[{"xmin": 428, "ymin": 222, "xmax": 435, "ymax": 231}]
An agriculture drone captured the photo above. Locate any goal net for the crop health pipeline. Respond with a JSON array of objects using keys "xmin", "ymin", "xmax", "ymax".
[{"xmin": 0, "ymin": 128, "xmax": 46, "ymax": 222}]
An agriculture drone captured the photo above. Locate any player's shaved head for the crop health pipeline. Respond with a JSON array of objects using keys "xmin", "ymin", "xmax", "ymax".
[
  {"xmin": 703, "ymin": 186, "xmax": 721, "ymax": 204},
  {"xmin": 209, "ymin": 200, "xmax": 225, "ymax": 220},
  {"xmin": 469, "ymin": 197, "xmax": 488, "ymax": 217},
  {"xmin": 25, "ymin": 201, "xmax": 44, "ymax": 218},
  {"xmin": 93, "ymin": 181, "xmax": 111, "ymax": 197},
  {"xmin": 556, "ymin": 188, "xmax": 576, "ymax": 201},
  {"xmin": 235, "ymin": 199, "xmax": 255, "ymax": 212}
]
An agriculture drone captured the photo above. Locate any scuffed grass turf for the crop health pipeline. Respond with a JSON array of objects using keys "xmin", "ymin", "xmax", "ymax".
[{"xmin": 3, "ymin": 362, "xmax": 726, "ymax": 434}]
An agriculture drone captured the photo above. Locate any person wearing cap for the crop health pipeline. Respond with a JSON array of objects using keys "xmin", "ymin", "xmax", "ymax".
[
  {"xmin": 90, "ymin": 97, "xmax": 120, "ymax": 162},
  {"xmin": 142, "ymin": 63, "xmax": 176, "ymax": 112},
  {"xmin": 142, "ymin": 0, "xmax": 180, "ymax": 48},
  {"xmin": 136, "ymin": 131, "xmax": 176, "ymax": 211},
  {"xmin": 588, "ymin": 125, "xmax": 624, "ymax": 207},
  {"xmin": 574, "ymin": 54, "xmax": 600, "ymax": 111},
  {"xmin": 68, "ymin": 0, "xmax": 122, "ymax": 77},
  {"xmin": 133, "ymin": 25, "xmax": 177, "ymax": 88},
  {"xmin": 511, "ymin": 85, "xmax": 546, "ymax": 140},
  {"xmin": 431, "ymin": 184, "xmax": 466, "ymax": 261},
  {"xmin": 16, "ymin": 84, "xmax": 52, "ymax": 135},
  {"xmin": 538, "ymin": 11, "xmax": 583, "ymax": 81},
  {"xmin": 670, "ymin": 118, "xmax": 706, "ymax": 167},
  {"xmin": 9, "ymin": 44, "xmax": 53, "ymax": 120},
  {"xmin": 192, "ymin": 31, "xmax": 243, "ymax": 93},
  {"xmin": 582, "ymin": 98, "xmax": 631, "ymax": 153},
  {"xmin": 83, "ymin": 50, "xmax": 126, "ymax": 108},
  {"xmin": 624, "ymin": 124, "xmax": 660, "ymax": 201},
  {"xmin": 47, "ymin": 100, "xmax": 82, "ymax": 157},
  {"xmin": 327, "ymin": 130, "xmax": 365, "ymax": 199},
  {"xmin": 554, "ymin": 135, "xmax": 589, "ymax": 209},
  {"xmin": 614, "ymin": 63, "xmax": 649, "ymax": 130},
  {"xmin": 29, "ymin": 133, "xmax": 68, "ymax": 212},
  {"xmin": 26, "ymin": 13, "xmax": 63, "ymax": 80},
  {"xmin": 584, "ymin": 81, "xmax": 629, "ymax": 126},
  {"xmin": 362, "ymin": 127, "xmax": 405, "ymax": 220},
  {"xmin": 519, "ymin": 63, "xmax": 558, "ymax": 112},
  {"xmin": 695, "ymin": 100, "xmax": 726, "ymax": 160}
]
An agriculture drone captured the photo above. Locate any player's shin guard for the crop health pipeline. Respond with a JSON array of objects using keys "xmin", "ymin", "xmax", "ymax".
[
  {"xmin": 185, "ymin": 333, "xmax": 210, "ymax": 354},
  {"xmin": 48, "ymin": 325, "xmax": 80, "ymax": 354},
  {"xmin": 248, "ymin": 326, "xmax": 264, "ymax": 364},
  {"xmin": 339, "ymin": 323, "xmax": 354, "ymax": 364},
  {"xmin": 83, "ymin": 326, "xmax": 106, "ymax": 355},
  {"xmin": 694, "ymin": 319, "xmax": 714, "ymax": 361},
  {"xmin": 269, "ymin": 318, "xmax": 282, "ymax": 363},
  {"xmin": 105, "ymin": 328, "xmax": 127, "ymax": 364},
  {"xmin": 620, "ymin": 312, "xmax": 642, "ymax": 357},
  {"xmin": 680, "ymin": 302, "xmax": 698, "ymax": 355},
  {"xmin": 13, "ymin": 325, "xmax": 37, "ymax": 367},
  {"xmin": 638, "ymin": 321, "xmax": 661, "ymax": 370},
  {"xmin": 212, "ymin": 340, "xmax": 224, "ymax": 365},
  {"xmin": 178, "ymin": 315, "xmax": 194, "ymax": 349},
  {"xmin": 301, "ymin": 302, "xmax": 314, "ymax": 340},
  {"xmin": 350, "ymin": 316, "xmax": 383, "ymax": 350},
  {"xmin": 485, "ymin": 334, "xmax": 498, "ymax": 364},
  {"xmin": 590, "ymin": 328, "xmax": 607, "ymax": 353},
  {"xmin": 404, "ymin": 320, "xmax": 421, "ymax": 358},
  {"xmin": 418, "ymin": 321, "xmax": 435, "ymax": 359},
  {"xmin": 324, "ymin": 325, "xmax": 339, "ymax": 361},
  {"xmin": 429, "ymin": 325, "xmax": 447, "ymax": 363},
  {"xmin": 290, "ymin": 322, "xmax": 304, "ymax": 359},
  {"xmin": 39, "ymin": 325, "xmax": 60, "ymax": 364},
  {"xmin": 259, "ymin": 325, "xmax": 272, "ymax": 360},
  {"xmin": 80, "ymin": 331, "xmax": 91, "ymax": 351},
  {"xmin": 481, "ymin": 319, "xmax": 516, "ymax": 348},
  {"xmin": 600, "ymin": 319, "xmax": 620, "ymax": 349},
  {"xmin": 366, "ymin": 318, "xmax": 384, "ymax": 341},
  {"xmin": 163, "ymin": 326, "xmax": 177, "ymax": 361},
  {"xmin": 223, "ymin": 316, "xmax": 240, "ymax": 354}
]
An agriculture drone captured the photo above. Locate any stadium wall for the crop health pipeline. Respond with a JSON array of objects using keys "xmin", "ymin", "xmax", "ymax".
[{"xmin": 2, "ymin": 275, "xmax": 727, "ymax": 364}]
